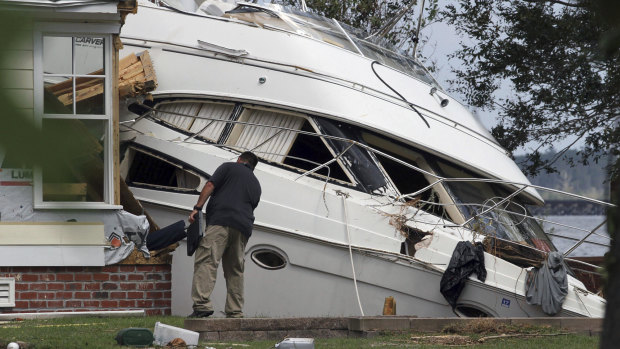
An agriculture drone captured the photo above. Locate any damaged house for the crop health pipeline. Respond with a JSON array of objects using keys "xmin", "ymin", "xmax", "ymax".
[{"xmin": 0, "ymin": 0, "xmax": 168, "ymax": 315}]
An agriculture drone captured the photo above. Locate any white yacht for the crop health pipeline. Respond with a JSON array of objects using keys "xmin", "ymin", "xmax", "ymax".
[{"xmin": 118, "ymin": 0, "xmax": 608, "ymax": 317}]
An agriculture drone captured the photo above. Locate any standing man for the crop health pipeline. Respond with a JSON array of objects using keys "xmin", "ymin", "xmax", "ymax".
[{"xmin": 188, "ymin": 151, "xmax": 261, "ymax": 318}]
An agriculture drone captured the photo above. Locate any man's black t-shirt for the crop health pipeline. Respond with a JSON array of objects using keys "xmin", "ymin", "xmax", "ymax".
[{"xmin": 204, "ymin": 162, "xmax": 261, "ymax": 238}]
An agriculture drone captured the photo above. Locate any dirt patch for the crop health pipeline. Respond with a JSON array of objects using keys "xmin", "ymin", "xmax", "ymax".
[{"xmin": 410, "ymin": 334, "xmax": 475, "ymax": 346}]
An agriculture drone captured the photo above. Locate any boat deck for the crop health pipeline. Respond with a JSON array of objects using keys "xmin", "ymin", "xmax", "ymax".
[{"xmin": 184, "ymin": 316, "xmax": 603, "ymax": 340}]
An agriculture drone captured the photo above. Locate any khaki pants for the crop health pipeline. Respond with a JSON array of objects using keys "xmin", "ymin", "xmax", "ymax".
[{"xmin": 191, "ymin": 225, "xmax": 247, "ymax": 317}]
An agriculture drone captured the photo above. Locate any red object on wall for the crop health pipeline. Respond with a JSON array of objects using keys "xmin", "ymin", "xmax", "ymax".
[{"xmin": 0, "ymin": 265, "xmax": 171, "ymax": 315}]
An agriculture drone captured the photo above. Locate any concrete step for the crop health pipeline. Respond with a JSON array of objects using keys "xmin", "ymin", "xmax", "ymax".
[{"xmin": 184, "ymin": 316, "xmax": 604, "ymax": 341}]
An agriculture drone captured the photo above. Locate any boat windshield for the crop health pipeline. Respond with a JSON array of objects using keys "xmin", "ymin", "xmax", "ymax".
[
  {"xmin": 221, "ymin": 3, "xmax": 440, "ymax": 87},
  {"xmin": 433, "ymin": 159, "xmax": 556, "ymax": 252}
]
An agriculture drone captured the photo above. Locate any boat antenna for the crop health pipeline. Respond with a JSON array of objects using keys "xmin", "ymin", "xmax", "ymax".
[
  {"xmin": 412, "ymin": 0, "xmax": 426, "ymax": 58},
  {"xmin": 365, "ymin": 1, "xmax": 417, "ymax": 41}
]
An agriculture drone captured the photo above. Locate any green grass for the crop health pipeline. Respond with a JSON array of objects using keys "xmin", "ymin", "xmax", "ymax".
[{"xmin": 0, "ymin": 316, "xmax": 599, "ymax": 349}]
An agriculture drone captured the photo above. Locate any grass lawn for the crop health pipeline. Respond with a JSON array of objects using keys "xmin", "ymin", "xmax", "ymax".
[{"xmin": 0, "ymin": 316, "xmax": 599, "ymax": 349}]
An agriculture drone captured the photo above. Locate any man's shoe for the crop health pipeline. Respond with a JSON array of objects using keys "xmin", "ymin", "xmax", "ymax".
[{"xmin": 188, "ymin": 310, "xmax": 214, "ymax": 318}]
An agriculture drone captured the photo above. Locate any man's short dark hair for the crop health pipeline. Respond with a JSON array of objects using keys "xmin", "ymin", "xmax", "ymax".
[{"xmin": 239, "ymin": 151, "xmax": 258, "ymax": 170}]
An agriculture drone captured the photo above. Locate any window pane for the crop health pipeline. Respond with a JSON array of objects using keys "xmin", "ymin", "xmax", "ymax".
[
  {"xmin": 44, "ymin": 75, "xmax": 73, "ymax": 114},
  {"xmin": 74, "ymin": 36, "xmax": 105, "ymax": 75},
  {"xmin": 43, "ymin": 36, "xmax": 72, "ymax": 74},
  {"xmin": 76, "ymin": 77, "xmax": 105, "ymax": 114},
  {"xmin": 42, "ymin": 119, "xmax": 106, "ymax": 202}
]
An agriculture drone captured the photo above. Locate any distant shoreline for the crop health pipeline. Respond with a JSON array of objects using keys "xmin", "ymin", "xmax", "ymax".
[{"xmin": 529, "ymin": 200, "xmax": 608, "ymax": 216}]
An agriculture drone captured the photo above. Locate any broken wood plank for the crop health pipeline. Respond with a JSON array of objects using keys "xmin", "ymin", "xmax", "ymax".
[{"xmin": 46, "ymin": 50, "xmax": 158, "ymax": 107}]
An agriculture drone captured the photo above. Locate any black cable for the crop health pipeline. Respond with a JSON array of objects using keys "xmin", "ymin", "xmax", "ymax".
[{"xmin": 370, "ymin": 60, "xmax": 431, "ymax": 128}]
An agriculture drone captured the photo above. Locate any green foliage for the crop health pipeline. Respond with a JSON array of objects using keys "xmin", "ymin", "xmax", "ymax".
[{"xmin": 442, "ymin": 0, "xmax": 620, "ymax": 181}]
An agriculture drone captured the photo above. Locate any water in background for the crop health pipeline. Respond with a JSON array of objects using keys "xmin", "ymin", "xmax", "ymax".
[{"xmin": 540, "ymin": 215, "xmax": 609, "ymax": 257}]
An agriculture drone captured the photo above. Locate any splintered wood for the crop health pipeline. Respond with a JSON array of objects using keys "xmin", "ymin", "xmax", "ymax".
[{"xmin": 45, "ymin": 51, "xmax": 157, "ymax": 106}]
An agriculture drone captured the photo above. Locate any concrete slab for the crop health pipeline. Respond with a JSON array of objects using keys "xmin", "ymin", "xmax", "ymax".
[
  {"xmin": 349, "ymin": 316, "xmax": 411, "ymax": 331},
  {"xmin": 186, "ymin": 316, "xmax": 604, "ymax": 341}
]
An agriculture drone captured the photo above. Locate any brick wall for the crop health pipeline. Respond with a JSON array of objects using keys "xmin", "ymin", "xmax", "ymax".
[{"xmin": 0, "ymin": 265, "xmax": 171, "ymax": 315}]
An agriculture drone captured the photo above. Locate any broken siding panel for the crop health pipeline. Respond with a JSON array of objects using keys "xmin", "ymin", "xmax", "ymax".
[
  {"xmin": 232, "ymin": 108, "xmax": 304, "ymax": 163},
  {"xmin": 0, "ymin": 246, "xmax": 104, "ymax": 266},
  {"xmin": 189, "ymin": 102, "xmax": 235, "ymax": 142}
]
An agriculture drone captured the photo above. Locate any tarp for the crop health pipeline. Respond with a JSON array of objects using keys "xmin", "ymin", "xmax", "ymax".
[
  {"xmin": 525, "ymin": 251, "xmax": 568, "ymax": 315},
  {"xmin": 440, "ymin": 241, "xmax": 487, "ymax": 308}
]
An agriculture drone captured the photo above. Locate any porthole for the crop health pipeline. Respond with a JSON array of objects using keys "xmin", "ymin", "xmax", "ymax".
[
  {"xmin": 454, "ymin": 305, "xmax": 490, "ymax": 318},
  {"xmin": 251, "ymin": 249, "xmax": 287, "ymax": 270}
]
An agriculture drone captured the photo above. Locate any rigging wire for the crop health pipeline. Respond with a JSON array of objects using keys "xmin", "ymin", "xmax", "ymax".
[
  {"xmin": 370, "ymin": 60, "xmax": 431, "ymax": 128},
  {"xmin": 338, "ymin": 190, "xmax": 365, "ymax": 316}
]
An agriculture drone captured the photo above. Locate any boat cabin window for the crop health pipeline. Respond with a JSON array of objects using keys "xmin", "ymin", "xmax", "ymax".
[
  {"xmin": 225, "ymin": 106, "xmax": 353, "ymax": 183},
  {"xmin": 435, "ymin": 160, "xmax": 555, "ymax": 252},
  {"xmin": 360, "ymin": 132, "xmax": 451, "ymax": 220},
  {"xmin": 151, "ymin": 101, "xmax": 354, "ymax": 185},
  {"xmin": 224, "ymin": 5, "xmax": 296, "ymax": 32},
  {"xmin": 123, "ymin": 147, "xmax": 203, "ymax": 193},
  {"xmin": 155, "ymin": 101, "xmax": 236, "ymax": 143}
]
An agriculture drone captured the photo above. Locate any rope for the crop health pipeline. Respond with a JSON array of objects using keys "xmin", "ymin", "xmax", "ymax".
[{"xmin": 338, "ymin": 190, "xmax": 365, "ymax": 316}]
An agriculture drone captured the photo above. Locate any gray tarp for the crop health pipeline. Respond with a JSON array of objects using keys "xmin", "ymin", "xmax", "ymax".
[{"xmin": 525, "ymin": 251, "xmax": 568, "ymax": 315}]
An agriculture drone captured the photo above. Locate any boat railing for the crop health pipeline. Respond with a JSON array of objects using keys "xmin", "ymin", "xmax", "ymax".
[{"xmin": 127, "ymin": 102, "xmax": 613, "ymax": 267}]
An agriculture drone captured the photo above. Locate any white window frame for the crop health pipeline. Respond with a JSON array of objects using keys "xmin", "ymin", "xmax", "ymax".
[{"xmin": 33, "ymin": 23, "xmax": 120, "ymax": 209}]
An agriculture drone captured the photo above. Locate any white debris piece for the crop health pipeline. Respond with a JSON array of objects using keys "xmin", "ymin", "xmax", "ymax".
[{"xmin": 153, "ymin": 322, "xmax": 199, "ymax": 347}]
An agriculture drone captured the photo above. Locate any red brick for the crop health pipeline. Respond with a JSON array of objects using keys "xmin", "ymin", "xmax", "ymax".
[
  {"xmin": 153, "ymin": 265, "xmax": 170, "ymax": 272},
  {"xmin": 15, "ymin": 283, "xmax": 28, "ymax": 291},
  {"xmin": 30, "ymin": 283, "xmax": 47, "ymax": 291},
  {"xmin": 75, "ymin": 292, "xmax": 91, "ymax": 299},
  {"xmin": 41, "ymin": 274, "xmax": 56, "ymax": 282},
  {"xmin": 56, "ymin": 273, "xmax": 74, "ymax": 282},
  {"xmin": 29, "ymin": 300, "xmax": 46, "ymax": 308},
  {"xmin": 128, "ymin": 274, "xmax": 144, "ymax": 281},
  {"xmin": 47, "ymin": 283, "xmax": 65, "ymax": 291},
  {"xmin": 65, "ymin": 300, "xmax": 82, "ymax": 307},
  {"xmin": 47, "ymin": 300, "xmax": 63, "ymax": 308},
  {"xmin": 101, "ymin": 300, "xmax": 119, "ymax": 308},
  {"xmin": 21, "ymin": 274, "xmax": 39, "ymax": 282},
  {"xmin": 137, "ymin": 283, "xmax": 154, "ymax": 291},
  {"xmin": 93, "ymin": 273, "xmax": 110, "ymax": 281},
  {"xmin": 136, "ymin": 300, "xmax": 153, "ymax": 307},
  {"xmin": 154, "ymin": 299, "xmax": 171, "ymax": 307},
  {"xmin": 136, "ymin": 266, "xmax": 154, "ymax": 272},
  {"xmin": 119, "ymin": 266, "xmax": 135, "ymax": 273},
  {"xmin": 155, "ymin": 282, "xmax": 171, "ymax": 290},
  {"xmin": 127, "ymin": 292, "xmax": 143, "ymax": 299},
  {"xmin": 146, "ymin": 273, "xmax": 162, "ymax": 281},
  {"xmin": 83, "ymin": 300, "xmax": 100, "ymax": 307},
  {"xmin": 38, "ymin": 292, "xmax": 55, "ymax": 300},
  {"xmin": 66, "ymin": 283, "xmax": 83, "ymax": 291},
  {"xmin": 120, "ymin": 283, "xmax": 136, "ymax": 290},
  {"xmin": 15, "ymin": 301, "xmax": 28, "ymax": 309},
  {"xmin": 102, "ymin": 282, "xmax": 118, "ymax": 290},
  {"xmin": 119, "ymin": 300, "xmax": 136, "ymax": 307},
  {"xmin": 92, "ymin": 292, "xmax": 109, "ymax": 299},
  {"xmin": 109, "ymin": 274, "xmax": 121, "ymax": 281},
  {"xmin": 19, "ymin": 292, "xmax": 37, "ymax": 300},
  {"xmin": 84, "ymin": 283, "xmax": 101, "ymax": 291},
  {"xmin": 102, "ymin": 266, "xmax": 119, "ymax": 273},
  {"xmin": 164, "ymin": 273, "xmax": 172, "ymax": 281},
  {"xmin": 75, "ymin": 273, "xmax": 93, "ymax": 281},
  {"xmin": 57, "ymin": 292, "xmax": 73, "ymax": 299},
  {"xmin": 146, "ymin": 291, "xmax": 163, "ymax": 299},
  {"xmin": 110, "ymin": 292, "xmax": 126, "ymax": 299}
]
